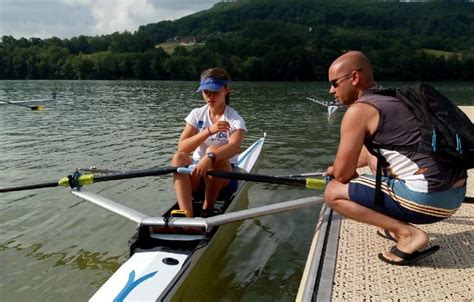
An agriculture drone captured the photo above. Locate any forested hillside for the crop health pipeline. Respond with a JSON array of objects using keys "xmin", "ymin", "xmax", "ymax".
[{"xmin": 1, "ymin": 0, "xmax": 473, "ymax": 81}]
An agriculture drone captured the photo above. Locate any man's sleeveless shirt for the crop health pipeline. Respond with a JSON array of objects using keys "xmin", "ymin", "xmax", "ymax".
[{"xmin": 356, "ymin": 93, "xmax": 466, "ymax": 193}]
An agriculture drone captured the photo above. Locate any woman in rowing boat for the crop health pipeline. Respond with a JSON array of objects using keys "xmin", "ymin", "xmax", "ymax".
[{"xmin": 172, "ymin": 68, "xmax": 246, "ymax": 218}]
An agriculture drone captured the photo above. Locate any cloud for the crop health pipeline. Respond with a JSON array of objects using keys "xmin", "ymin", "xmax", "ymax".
[
  {"xmin": 61, "ymin": 0, "xmax": 93, "ymax": 5},
  {"xmin": 0, "ymin": 0, "xmax": 218, "ymax": 39},
  {"xmin": 90, "ymin": 0, "xmax": 159, "ymax": 34}
]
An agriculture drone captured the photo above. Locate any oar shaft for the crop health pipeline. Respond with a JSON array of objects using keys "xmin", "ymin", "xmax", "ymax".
[
  {"xmin": 178, "ymin": 168, "xmax": 326, "ymax": 189},
  {"xmin": 279, "ymin": 172, "xmax": 324, "ymax": 178},
  {"xmin": 93, "ymin": 167, "xmax": 177, "ymax": 183},
  {"xmin": 0, "ymin": 181, "xmax": 59, "ymax": 193},
  {"xmin": 0, "ymin": 166, "xmax": 178, "ymax": 193},
  {"xmin": 208, "ymin": 170, "xmax": 307, "ymax": 187}
]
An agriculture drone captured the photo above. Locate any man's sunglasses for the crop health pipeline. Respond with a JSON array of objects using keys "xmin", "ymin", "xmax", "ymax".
[{"xmin": 329, "ymin": 69, "xmax": 362, "ymax": 88}]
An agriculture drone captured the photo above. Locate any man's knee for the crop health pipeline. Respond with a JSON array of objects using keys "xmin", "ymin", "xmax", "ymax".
[
  {"xmin": 324, "ymin": 180, "xmax": 350, "ymax": 206},
  {"xmin": 324, "ymin": 181, "xmax": 337, "ymax": 205}
]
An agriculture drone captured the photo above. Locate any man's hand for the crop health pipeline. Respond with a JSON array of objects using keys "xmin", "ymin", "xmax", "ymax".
[{"xmin": 323, "ymin": 166, "xmax": 335, "ymax": 177}]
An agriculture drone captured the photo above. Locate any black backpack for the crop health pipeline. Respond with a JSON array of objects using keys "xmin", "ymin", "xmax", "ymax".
[{"xmin": 368, "ymin": 83, "xmax": 474, "ymax": 204}]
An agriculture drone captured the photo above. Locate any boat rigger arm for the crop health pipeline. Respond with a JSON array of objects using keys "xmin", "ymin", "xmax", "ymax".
[{"xmin": 71, "ymin": 190, "xmax": 324, "ymax": 230}]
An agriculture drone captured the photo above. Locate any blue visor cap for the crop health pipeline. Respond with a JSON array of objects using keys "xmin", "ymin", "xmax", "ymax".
[{"xmin": 196, "ymin": 77, "xmax": 228, "ymax": 92}]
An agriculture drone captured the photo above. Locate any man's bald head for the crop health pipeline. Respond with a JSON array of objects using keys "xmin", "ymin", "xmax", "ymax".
[{"xmin": 330, "ymin": 51, "xmax": 375, "ymax": 90}]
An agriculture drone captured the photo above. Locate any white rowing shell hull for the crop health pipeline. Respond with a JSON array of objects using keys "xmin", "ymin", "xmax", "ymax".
[
  {"xmin": 90, "ymin": 252, "xmax": 188, "ymax": 302},
  {"xmin": 89, "ymin": 135, "xmax": 265, "ymax": 301}
]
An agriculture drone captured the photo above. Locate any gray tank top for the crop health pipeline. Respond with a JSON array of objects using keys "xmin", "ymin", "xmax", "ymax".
[{"xmin": 357, "ymin": 92, "xmax": 466, "ymax": 192}]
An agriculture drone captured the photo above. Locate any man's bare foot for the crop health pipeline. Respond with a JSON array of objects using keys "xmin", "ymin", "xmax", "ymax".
[
  {"xmin": 380, "ymin": 225, "xmax": 429, "ymax": 262},
  {"xmin": 377, "ymin": 228, "xmax": 398, "ymax": 242}
]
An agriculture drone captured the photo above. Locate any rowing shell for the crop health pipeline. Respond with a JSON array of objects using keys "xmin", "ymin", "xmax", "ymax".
[
  {"xmin": 306, "ymin": 96, "xmax": 343, "ymax": 119},
  {"xmin": 87, "ymin": 134, "xmax": 266, "ymax": 301},
  {"xmin": 0, "ymin": 93, "xmax": 56, "ymax": 104}
]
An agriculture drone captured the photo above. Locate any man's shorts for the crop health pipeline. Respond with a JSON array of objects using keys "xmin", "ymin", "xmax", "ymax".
[{"xmin": 348, "ymin": 175, "xmax": 466, "ymax": 224}]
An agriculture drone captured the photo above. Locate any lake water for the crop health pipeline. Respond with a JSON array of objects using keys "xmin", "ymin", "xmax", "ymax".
[{"xmin": 0, "ymin": 80, "xmax": 472, "ymax": 301}]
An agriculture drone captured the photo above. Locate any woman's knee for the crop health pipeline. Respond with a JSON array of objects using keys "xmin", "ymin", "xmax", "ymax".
[{"xmin": 172, "ymin": 152, "xmax": 191, "ymax": 166}]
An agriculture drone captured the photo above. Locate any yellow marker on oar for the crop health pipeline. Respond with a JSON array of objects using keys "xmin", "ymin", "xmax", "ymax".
[
  {"xmin": 32, "ymin": 105, "xmax": 45, "ymax": 111},
  {"xmin": 58, "ymin": 174, "xmax": 94, "ymax": 187},
  {"xmin": 305, "ymin": 178, "xmax": 326, "ymax": 190}
]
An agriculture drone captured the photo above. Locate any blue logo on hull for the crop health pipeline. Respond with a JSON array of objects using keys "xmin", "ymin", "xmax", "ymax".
[{"xmin": 113, "ymin": 270, "xmax": 158, "ymax": 302}]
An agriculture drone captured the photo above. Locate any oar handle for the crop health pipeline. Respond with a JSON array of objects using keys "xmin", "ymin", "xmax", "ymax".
[{"xmin": 176, "ymin": 165, "xmax": 196, "ymax": 174}]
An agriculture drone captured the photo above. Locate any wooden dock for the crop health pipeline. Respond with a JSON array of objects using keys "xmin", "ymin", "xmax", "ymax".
[{"xmin": 297, "ymin": 106, "xmax": 474, "ymax": 301}]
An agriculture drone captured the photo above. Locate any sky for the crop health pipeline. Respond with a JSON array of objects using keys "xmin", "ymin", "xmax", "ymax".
[{"xmin": 0, "ymin": 0, "xmax": 220, "ymax": 39}]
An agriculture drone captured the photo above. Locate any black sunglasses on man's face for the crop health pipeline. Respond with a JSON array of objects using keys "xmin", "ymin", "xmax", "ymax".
[{"xmin": 329, "ymin": 69, "xmax": 362, "ymax": 88}]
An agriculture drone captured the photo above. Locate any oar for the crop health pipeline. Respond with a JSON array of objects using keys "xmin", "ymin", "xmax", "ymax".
[
  {"xmin": 0, "ymin": 100, "xmax": 45, "ymax": 111},
  {"xmin": 177, "ymin": 168, "xmax": 474, "ymax": 203},
  {"xmin": 306, "ymin": 96, "xmax": 342, "ymax": 109},
  {"xmin": 277, "ymin": 171, "xmax": 324, "ymax": 178},
  {"xmin": 0, "ymin": 166, "xmax": 178, "ymax": 193},
  {"xmin": 176, "ymin": 168, "xmax": 327, "ymax": 190},
  {"xmin": 307, "ymin": 96, "xmax": 332, "ymax": 107}
]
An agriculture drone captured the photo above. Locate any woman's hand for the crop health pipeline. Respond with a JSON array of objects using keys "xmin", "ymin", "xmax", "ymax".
[
  {"xmin": 208, "ymin": 121, "xmax": 230, "ymax": 135},
  {"xmin": 193, "ymin": 156, "xmax": 213, "ymax": 178}
]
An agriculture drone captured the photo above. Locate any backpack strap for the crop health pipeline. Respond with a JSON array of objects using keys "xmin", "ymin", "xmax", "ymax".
[
  {"xmin": 366, "ymin": 141, "xmax": 400, "ymax": 207},
  {"xmin": 374, "ymin": 150, "xmax": 384, "ymax": 207}
]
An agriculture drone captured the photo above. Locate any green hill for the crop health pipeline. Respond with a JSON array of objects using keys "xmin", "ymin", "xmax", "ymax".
[{"xmin": 1, "ymin": 0, "xmax": 473, "ymax": 80}]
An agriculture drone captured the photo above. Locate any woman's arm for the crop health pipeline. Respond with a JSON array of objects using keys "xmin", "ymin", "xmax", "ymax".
[
  {"xmin": 210, "ymin": 129, "xmax": 245, "ymax": 162},
  {"xmin": 177, "ymin": 123, "xmax": 209, "ymax": 153},
  {"xmin": 192, "ymin": 129, "xmax": 245, "ymax": 178},
  {"xmin": 177, "ymin": 121, "xmax": 232, "ymax": 153}
]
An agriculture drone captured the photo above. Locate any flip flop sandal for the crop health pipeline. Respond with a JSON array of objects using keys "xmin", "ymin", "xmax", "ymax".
[
  {"xmin": 376, "ymin": 229, "xmax": 398, "ymax": 243},
  {"xmin": 378, "ymin": 245, "xmax": 440, "ymax": 266}
]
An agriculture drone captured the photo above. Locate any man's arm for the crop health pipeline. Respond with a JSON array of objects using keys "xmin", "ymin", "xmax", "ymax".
[{"xmin": 332, "ymin": 103, "xmax": 379, "ymax": 183}]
